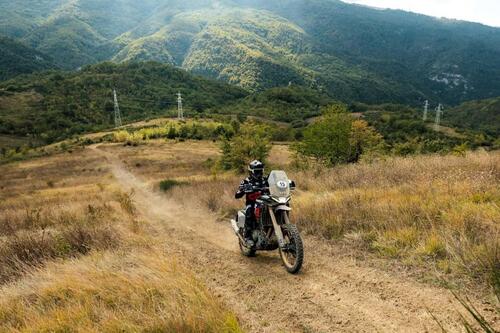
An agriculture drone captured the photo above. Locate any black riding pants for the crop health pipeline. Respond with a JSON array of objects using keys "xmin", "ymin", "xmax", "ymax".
[{"xmin": 244, "ymin": 202, "xmax": 256, "ymax": 231}]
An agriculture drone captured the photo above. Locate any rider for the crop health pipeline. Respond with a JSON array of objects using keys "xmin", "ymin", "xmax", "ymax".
[{"xmin": 235, "ymin": 160, "xmax": 269, "ymax": 245}]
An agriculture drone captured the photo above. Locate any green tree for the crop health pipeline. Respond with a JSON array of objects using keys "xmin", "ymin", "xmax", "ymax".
[
  {"xmin": 295, "ymin": 104, "xmax": 353, "ymax": 166},
  {"xmin": 349, "ymin": 119, "xmax": 385, "ymax": 162},
  {"xmin": 219, "ymin": 122, "xmax": 271, "ymax": 172},
  {"xmin": 295, "ymin": 105, "xmax": 385, "ymax": 165}
]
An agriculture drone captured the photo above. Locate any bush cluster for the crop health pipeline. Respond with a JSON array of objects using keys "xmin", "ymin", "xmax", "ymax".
[
  {"xmin": 113, "ymin": 120, "xmax": 234, "ymax": 145},
  {"xmin": 294, "ymin": 104, "xmax": 385, "ymax": 166},
  {"xmin": 219, "ymin": 121, "xmax": 272, "ymax": 173}
]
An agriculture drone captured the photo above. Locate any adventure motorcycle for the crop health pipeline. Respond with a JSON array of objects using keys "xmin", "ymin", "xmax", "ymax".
[{"xmin": 231, "ymin": 170, "xmax": 304, "ymax": 274}]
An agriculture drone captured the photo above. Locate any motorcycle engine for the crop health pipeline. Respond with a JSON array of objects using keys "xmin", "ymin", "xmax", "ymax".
[
  {"xmin": 252, "ymin": 230, "xmax": 268, "ymax": 249},
  {"xmin": 252, "ymin": 230, "xmax": 279, "ymax": 250}
]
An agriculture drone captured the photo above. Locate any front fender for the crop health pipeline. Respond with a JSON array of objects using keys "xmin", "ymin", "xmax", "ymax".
[{"xmin": 275, "ymin": 205, "xmax": 292, "ymax": 211}]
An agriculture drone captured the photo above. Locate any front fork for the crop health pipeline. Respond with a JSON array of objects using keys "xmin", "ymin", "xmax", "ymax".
[{"xmin": 268, "ymin": 206, "xmax": 289, "ymax": 248}]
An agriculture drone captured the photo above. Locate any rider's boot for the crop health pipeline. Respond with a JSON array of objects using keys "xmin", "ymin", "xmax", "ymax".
[{"xmin": 244, "ymin": 228, "xmax": 254, "ymax": 247}]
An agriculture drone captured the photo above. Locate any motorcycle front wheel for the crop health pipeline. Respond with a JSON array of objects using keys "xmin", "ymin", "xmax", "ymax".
[{"xmin": 279, "ymin": 224, "xmax": 304, "ymax": 274}]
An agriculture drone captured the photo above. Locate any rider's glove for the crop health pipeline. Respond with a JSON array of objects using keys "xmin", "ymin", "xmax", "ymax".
[{"xmin": 244, "ymin": 184, "xmax": 254, "ymax": 192}]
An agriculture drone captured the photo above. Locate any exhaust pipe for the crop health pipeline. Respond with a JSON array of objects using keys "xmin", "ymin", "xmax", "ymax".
[{"xmin": 230, "ymin": 219, "xmax": 240, "ymax": 235}]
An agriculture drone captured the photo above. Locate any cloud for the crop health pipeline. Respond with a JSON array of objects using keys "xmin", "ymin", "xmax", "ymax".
[{"xmin": 342, "ymin": 0, "xmax": 500, "ymax": 27}]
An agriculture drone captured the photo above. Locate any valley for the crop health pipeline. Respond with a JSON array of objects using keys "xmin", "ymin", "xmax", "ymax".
[{"xmin": 0, "ymin": 62, "xmax": 498, "ymax": 157}]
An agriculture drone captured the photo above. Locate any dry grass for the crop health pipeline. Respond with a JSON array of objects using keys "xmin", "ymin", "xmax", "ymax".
[
  {"xmin": 0, "ymin": 251, "xmax": 241, "ymax": 333},
  {"xmin": 100, "ymin": 140, "xmax": 219, "ymax": 184},
  {"xmin": 0, "ymin": 146, "xmax": 243, "ymax": 332},
  {"xmin": 3, "ymin": 136, "xmax": 496, "ymax": 330},
  {"xmin": 0, "ymin": 150, "xmax": 123, "ymax": 284},
  {"xmin": 0, "ymin": 203, "xmax": 121, "ymax": 284},
  {"xmin": 99, "ymin": 140, "xmax": 291, "ymax": 184},
  {"xmin": 164, "ymin": 148, "xmax": 499, "ymax": 289},
  {"xmin": 291, "ymin": 151, "xmax": 499, "ymax": 288}
]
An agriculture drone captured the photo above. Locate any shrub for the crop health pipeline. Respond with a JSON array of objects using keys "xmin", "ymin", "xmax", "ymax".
[
  {"xmin": 115, "ymin": 191, "xmax": 137, "ymax": 216},
  {"xmin": 167, "ymin": 125, "xmax": 177, "ymax": 139},
  {"xmin": 126, "ymin": 132, "xmax": 144, "ymax": 146},
  {"xmin": 112, "ymin": 121, "xmax": 235, "ymax": 144},
  {"xmin": 294, "ymin": 104, "xmax": 385, "ymax": 166},
  {"xmin": 350, "ymin": 119, "xmax": 385, "ymax": 162},
  {"xmin": 0, "ymin": 215, "xmax": 120, "ymax": 284},
  {"xmin": 113, "ymin": 130, "xmax": 130, "ymax": 142},
  {"xmin": 219, "ymin": 121, "xmax": 272, "ymax": 172},
  {"xmin": 294, "ymin": 104, "xmax": 352, "ymax": 166},
  {"xmin": 159, "ymin": 179, "xmax": 188, "ymax": 192}
]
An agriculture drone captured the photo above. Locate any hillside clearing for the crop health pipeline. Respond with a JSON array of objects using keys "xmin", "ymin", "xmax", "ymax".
[{"xmin": 0, "ymin": 140, "xmax": 498, "ymax": 332}]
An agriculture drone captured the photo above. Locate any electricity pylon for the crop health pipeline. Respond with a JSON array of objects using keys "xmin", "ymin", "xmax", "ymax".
[
  {"xmin": 423, "ymin": 100, "xmax": 429, "ymax": 121},
  {"xmin": 434, "ymin": 103, "xmax": 443, "ymax": 131},
  {"xmin": 113, "ymin": 88, "xmax": 122, "ymax": 128},
  {"xmin": 177, "ymin": 92, "xmax": 184, "ymax": 120}
]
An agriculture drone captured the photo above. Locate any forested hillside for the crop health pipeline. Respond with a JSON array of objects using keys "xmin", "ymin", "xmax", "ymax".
[
  {"xmin": 218, "ymin": 85, "xmax": 333, "ymax": 124},
  {"xmin": 2, "ymin": 0, "xmax": 500, "ymax": 105},
  {"xmin": 445, "ymin": 97, "xmax": 500, "ymax": 137},
  {"xmin": 238, "ymin": 0, "xmax": 500, "ymax": 104},
  {"xmin": 0, "ymin": 36, "xmax": 57, "ymax": 80},
  {"xmin": 0, "ymin": 62, "xmax": 246, "ymax": 143},
  {"xmin": 354, "ymin": 103, "xmax": 498, "ymax": 154}
]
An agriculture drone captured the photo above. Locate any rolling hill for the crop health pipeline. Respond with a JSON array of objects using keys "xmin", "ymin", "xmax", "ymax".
[
  {"xmin": 445, "ymin": 97, "xmax": 500, "ymax": 137},
  {"xmin": 0, "ymin": 62, "xmax": 246, "ymax": 143},
  {"xmin": 0, "ymin": 60, "xmax": 498, "ymax": 151},
  {"xmin": 1, "ymin": 0, "xmax": 500, "ymax": 106},
  {"xmin": 219, "ymin": 85, "xmax": 333, "ymax": 124}
]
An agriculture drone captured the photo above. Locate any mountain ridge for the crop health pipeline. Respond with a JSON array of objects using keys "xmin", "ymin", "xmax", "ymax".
[{"xmin": 1, "ymin": 0, "xmax": 500, "ymax": 106}]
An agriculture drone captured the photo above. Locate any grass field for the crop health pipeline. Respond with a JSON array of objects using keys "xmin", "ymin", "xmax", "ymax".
[
  {"xmin": 95, "ymin": 138, "xmax": 499, "ymax": 293},
  {"xmin": 0, "ymin": 146, "xmax": 243, "ymax": 332},
  {"xmin": 1, "ymin": 135, "xmax": 498, "ymax": 331},
  {"xmin": 142, "ymin": 142, "xmax": 497, "ymax": 293},
  {"xmin": 292, "ymin": 152, "xmax": 499, "ymax": 288}
]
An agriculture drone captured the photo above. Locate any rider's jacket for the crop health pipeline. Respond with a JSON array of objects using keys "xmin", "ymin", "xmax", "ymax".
[{"xmin": 235, "ymin": 176, "xmax": 269, "ymax": 205}]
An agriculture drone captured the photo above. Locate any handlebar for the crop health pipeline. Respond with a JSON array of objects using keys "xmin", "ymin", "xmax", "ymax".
[
  {"xmin": 241, "ymin": 180, "xmax": 296, "ymax": 193},
  {"xmin": 243, "ymin": 185, "xmax": 269, "ymax": 193}
]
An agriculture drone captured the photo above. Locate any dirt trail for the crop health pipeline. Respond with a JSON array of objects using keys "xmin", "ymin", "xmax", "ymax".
[{"xmin": 92, "ymin": 146, "xmax": 476, "ymax": 333}]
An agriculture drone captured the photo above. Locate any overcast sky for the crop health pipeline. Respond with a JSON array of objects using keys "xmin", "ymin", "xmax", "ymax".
[{"xmin": 341, "ymin": 0, "xmax": 500, "ymax": 27}]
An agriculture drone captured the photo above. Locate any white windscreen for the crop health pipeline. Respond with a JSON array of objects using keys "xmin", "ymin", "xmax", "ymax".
[{"xmin": 268, "ymin": 170, "xmax": 290, "ymax": 198}]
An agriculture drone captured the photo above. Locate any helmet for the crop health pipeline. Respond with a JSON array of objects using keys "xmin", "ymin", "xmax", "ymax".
[{"xmin": 248, "ymin": 160, "xmax": 264, "ymax": 180}]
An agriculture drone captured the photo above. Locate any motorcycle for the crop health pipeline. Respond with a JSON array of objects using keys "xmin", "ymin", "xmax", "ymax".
[{"xmin": 231, "ymin": 170, "xmax": 304, "ymax": 274}]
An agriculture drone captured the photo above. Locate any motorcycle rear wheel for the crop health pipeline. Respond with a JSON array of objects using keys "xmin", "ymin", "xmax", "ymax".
[{"xmin": 279, "ymin": 224, "xmax": 304, "ymax": 274}]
